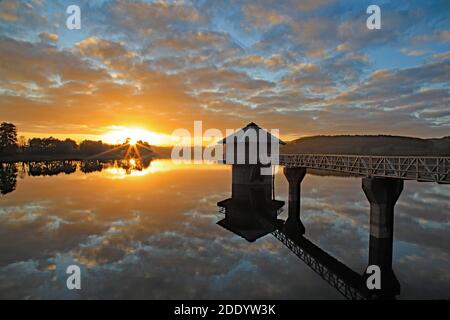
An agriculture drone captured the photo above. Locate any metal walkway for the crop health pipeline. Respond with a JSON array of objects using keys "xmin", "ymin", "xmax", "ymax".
[{"xmin": 279, "ymin": 154, "xmax": 450, "ymax": 184}]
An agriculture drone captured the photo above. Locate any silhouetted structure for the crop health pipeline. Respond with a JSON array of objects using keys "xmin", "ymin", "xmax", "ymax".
[
  {"xmin": 217, "ymin": 154, "xmax": 405, "ymax": 300},
  {"xmin": 219, "ymin": 122, "xmax": 285, "ymax": 165},
  {"xmin": 274, "ymin": 153, "xmax": 448, "ymax": 298},
  {"xmin": 362, "ymin": 177, "xmax": 402, "ymax": 299},
  {"xmin": 218, "ymin": 123, "xmax": 286, "ymax": 241},
  {"xmin": 280, "ymin": 154, "xmax": 450, "ymax": 184},
  {"xmin": 283, "ymin": 167, "xmax": 307, "ymax": 235},
  {"xmin": 217, "ymin": 166, "xmax": 284, "ymax": 242}
]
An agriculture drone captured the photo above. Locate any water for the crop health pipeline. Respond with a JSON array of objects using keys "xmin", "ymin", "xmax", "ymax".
[{"xmin": 0, "ymin": 160, "xmax": 449, "ymax": 299}]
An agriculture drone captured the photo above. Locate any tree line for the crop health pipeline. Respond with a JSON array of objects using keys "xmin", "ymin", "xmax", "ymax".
[{"xmin": 0, "ymin": 122, "xmax": 152, "ymax": 156}]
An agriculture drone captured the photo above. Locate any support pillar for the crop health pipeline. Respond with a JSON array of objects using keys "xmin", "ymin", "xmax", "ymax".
[
  {"xmin": 362, "ymin": 177, "xmax": 403, "ymax": 299},
  {"xmin": 283, "ymin": 167, "xmax": 307, "ymax": 235}
]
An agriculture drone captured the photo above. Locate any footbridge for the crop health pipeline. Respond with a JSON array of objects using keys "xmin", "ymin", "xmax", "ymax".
[
  {"xmin": 279, "ymin": 154, "xmax": 450, "ymax": 184},
  {"xmin": 218, "ymin": 124, "xmax": 449, "ymax": 299}
]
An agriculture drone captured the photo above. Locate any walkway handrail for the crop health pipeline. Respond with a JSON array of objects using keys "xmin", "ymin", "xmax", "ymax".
[
  {"xmin": 272, "ymin": 230, "xmax": 368, "ymax": 300},
  {"xmin": 277, "ymin": 154, "xmax": 450, "ymax": 184}
]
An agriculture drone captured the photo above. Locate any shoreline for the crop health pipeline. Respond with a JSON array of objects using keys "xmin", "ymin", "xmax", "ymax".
[{"xmin": 0, "ymin": 154, "xmax": 154, "ymax": 163}]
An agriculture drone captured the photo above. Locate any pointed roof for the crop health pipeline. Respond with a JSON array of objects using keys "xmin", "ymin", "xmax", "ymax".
[{"xmin": 219, "ymin": 122, "xmax": 286, "ymax": 145}]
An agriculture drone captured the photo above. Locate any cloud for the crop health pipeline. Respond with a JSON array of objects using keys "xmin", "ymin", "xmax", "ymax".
[
  {"xmin": 0, "ymin": 0, "xmax": 19, "ymax": 22},
  {"xmin": 242, "ymin": 4, "xmax": 286, "ymax": 28},
  {"xmin": 38, "ymin": 32, "xmax": 59, "ymax": 43},
  {"xmin": 437, "ymin": 30, "xmax": 450, "ymax": 42},
  {"xmin": 225, "ymin": 54, "xmax": 287, "ymax": 70},
  {"xmin": 0, "ymin": 0, "xmax": 48, "ymax": 35},
  {"xmin": 0, "ymin": 37, "xmax": 110, "ymax": 88},
  {"xmin": 432, "ymin": 51, "xmax": 450, "ymax": 60},
  {"xmin": 110, "ymin": 0, "xmax": 205, "ymax": 38},
  {"xmin": 75, "ymin": 37, "xmax": 137, "ymax": 71},
  {"xmin": 401, "ymin": 48, "xmax": 426, "ymax": 57},
  {"xmin": 415, "ymin": 29, "xmax": 450, "ymax": 44},
  {"xmin": 336, "ymin": 60, "xmax": 450, "ymax": 102},
  {"xmin": 152, "ymin": 31, "xmax": 229, "ymax": 51},
  {"xmin": 291, "ymin": 0, "xmax": 335, "ymax": 11}
]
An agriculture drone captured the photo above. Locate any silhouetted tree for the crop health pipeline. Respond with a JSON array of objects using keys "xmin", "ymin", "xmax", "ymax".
[
  {"xmin": 79, "ymin": 140, "xmax": 108, "ymax": 155},
  {"xmin": 57, "ymin": 139, "xmax": 78, "ymax": 154},
  {"xmin": 28, "ymin": 137, "xmax": 78, "ymax": 154},
  {"xmin": 0, "ymin": 122, "xmax": 18, "ymax": 155},
  {"xmin": 18, "ymin": 135, "xmax": 27, "ymax": 152},
  {"xmin": 0, "ymin": 163, "xmax": 18, "ymax": 195}
]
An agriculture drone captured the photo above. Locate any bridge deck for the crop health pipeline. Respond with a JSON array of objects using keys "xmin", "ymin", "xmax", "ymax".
[{"xmin": 278, "ymin": 154, "xmax": 450, "ymax": 184}]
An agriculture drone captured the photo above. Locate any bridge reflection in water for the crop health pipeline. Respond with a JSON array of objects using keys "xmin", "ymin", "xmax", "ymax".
[{"xmin": 217, "ymin": 163, "xmax": 400, "ymax": 300}]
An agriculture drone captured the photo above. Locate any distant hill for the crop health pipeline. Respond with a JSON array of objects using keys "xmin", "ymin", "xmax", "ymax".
[
  {"xmin": 281, "ymin": 135, "xmax": 450, "ymax": 156},
  {"xmin": 151, "ymin": 135, "xmax": 450, "ymax": 158}
]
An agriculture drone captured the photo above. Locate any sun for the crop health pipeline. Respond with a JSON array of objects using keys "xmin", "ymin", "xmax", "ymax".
[
  {"xmin": 101, "ymin": 126, "xmax": 173, "ymax": 146},
  {"xmin": 128, "ymin": 137, "xmax": 138, "ymax": 146},
  {"xmin": 103, "ymin": 128, "xmax": 144, "ymax": 145}
]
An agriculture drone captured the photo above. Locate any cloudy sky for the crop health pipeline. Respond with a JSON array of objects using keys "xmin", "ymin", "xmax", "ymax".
[{"xmin": 0, "ymin": 0, "xmax": 449, "ymax": 143}]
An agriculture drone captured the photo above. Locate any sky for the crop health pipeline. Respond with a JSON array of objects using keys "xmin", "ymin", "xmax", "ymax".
[{"xmin": 0, "ymin": 0, "xmax": 449, "ymax": 144}]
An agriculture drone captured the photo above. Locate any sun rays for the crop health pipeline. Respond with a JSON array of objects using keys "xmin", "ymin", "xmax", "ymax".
[
  {"xmin": 101, "ymin": 126, "xmax": 173, "ymax": 146},
  {"xmin": 79, "ymin": 126, "xmax": 163, "ymax": 172},
  {"xmin": 86, "ymin": 127, "xmax": 157, "ymax": 173}
]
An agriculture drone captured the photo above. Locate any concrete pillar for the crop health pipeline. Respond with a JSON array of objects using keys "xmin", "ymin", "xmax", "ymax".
[
  {"xmin": 283, "ymin": 167, "xmax": 307, "ymax": 235},
  {"xmin": 362, "ymin": 177, "xmax": 403, "ymax": 241},
  {"xmin": 362, "ymin": 177, "xmax": 403, "ymax": 299}
]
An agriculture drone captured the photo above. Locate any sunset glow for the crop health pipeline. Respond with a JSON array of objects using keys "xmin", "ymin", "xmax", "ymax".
[
  {"xmin": 101, "ymin": 126, "xmax": 173, "ymax": 146},
  {"xmin": 0, "ymin": 0, "xmax": 448, "ymax": 303}
]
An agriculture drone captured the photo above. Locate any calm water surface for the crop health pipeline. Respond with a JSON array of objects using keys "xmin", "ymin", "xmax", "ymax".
[{"xmin": 0, "ymin": 160, "xmax": 449, "ymax": 299}]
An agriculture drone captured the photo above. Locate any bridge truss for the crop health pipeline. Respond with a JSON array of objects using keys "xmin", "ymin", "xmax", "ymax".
[
  {"xmin": 272, "ymin": 230, "xmax": 367, "ymax": 300},
  {"xmin": 279, "ymin": 154, "xmax": 450, "ymax": 184}
]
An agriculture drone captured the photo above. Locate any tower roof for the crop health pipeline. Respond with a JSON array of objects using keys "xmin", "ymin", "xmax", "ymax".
[{"xmin": 219, "ymin": 122, "xmax": 286, "ymax": 145}]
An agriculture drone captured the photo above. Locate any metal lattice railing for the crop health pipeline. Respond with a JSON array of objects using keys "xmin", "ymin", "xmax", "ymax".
[
  {"xmin": 278, "ymin": 154, "xmax": 450, "ymax": 184},
  {"xmin": 272, "ymin": 230, "xmax": 367, "ymax": 300}
]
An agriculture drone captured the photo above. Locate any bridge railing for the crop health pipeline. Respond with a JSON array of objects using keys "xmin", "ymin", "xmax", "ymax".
[
  {"xmin": 278, "ymin": 154, "xmax": 450, "ymax": 184},
  {"xmin": 272, "ymin": 230, "xmax": 367, "ymax": 300}
]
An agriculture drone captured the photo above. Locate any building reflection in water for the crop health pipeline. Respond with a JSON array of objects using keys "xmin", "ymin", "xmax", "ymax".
[
  {"xmin": 217, "ymin": 164, "xmax": 284, "ymax": 242},
  {"xmin": 217, "ymin": 163, "xmax": 400, "ymax": 300}
]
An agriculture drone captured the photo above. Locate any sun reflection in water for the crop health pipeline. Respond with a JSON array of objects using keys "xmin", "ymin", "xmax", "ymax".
[{"xmin": 102, "ymin": 159, "xmax": 228, "ymax": 179}]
